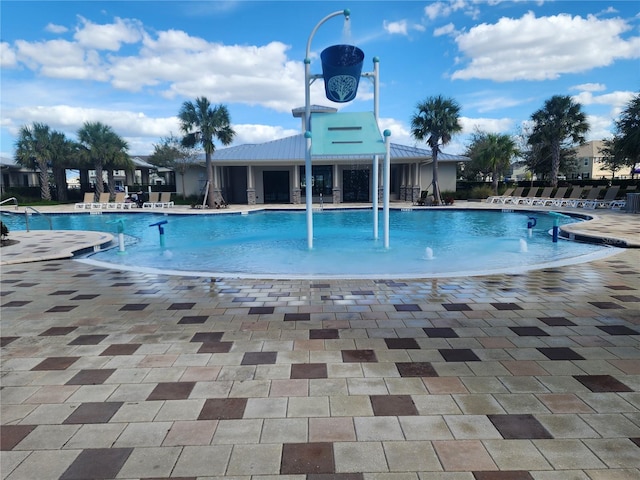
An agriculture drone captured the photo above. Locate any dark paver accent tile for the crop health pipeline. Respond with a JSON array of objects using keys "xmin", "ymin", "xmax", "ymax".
[
  {"xmin": 473, "ymin": 472, "xmax": 534, "ymax": 480},
  {"xmin": 66, "ymin": 369, "xmax": 116, "ymax": 385},
  {"xmin": 269, "ymin": 292, "xmax": 291, "ymax": 297},
  {"xmin": 424, "ymin": 327, "xmax": 459, "ymax": 338},
  {"xmin": 439, "ymin": 349, "xmax": 481, "ymax": 362},
  {"xmin": 597, "ymin": 325, "xmax": 639, "ymax": 336},
  {"xmin": 342, "ymin": 350, "xmax": 378, "ymax": 363},
  {"xmin": 281, "ymin": 442, "xmax": 334, "ymax": 474},
  {"xmin": 198, "ymin": 342, "xmax": 233, "ymax": 353},
  {"xmin": 0, "ymin": 425, "xmax": 36, "ymax": 450},
  {"xmin": 63, "ymin": 402, "xmax": 123, "ymax": 424},
  {"xmin": 49, "ymin": 290, "xmax": 77, "ymax": 296},
  {"xmin": 168, "ymin": 303, "xmax": 196, "ymax": 310},
  {"xmin": 190, "ymin": 332, "xmax": 224, "ymax": 343},
  {"xmin": 443, "ymin": 303, "xmax": 472, "ymax": 311},
  {"xmin": 60, "ymin": 447, "xmax": 133, "ymax": 480},
  {"xmin": 1, "ymin": 337, "xmax": 19, "ymax": 347},
  {"xmin": 135, "ymin": 289, "xmax": 160, "ymax": 295},
  {"xmin": 39, "ymin": 327, "xmax": 77, "ymax": 336},
  {"xmin": 574, "ymin": 375, "xmax": 633, "ymax": 392},
  {"xmin": 311, "ymin": 284, "xmax": 330, "ymax": 289},
  {"xmin": 488, "ymin": 414, "xmax": 553, "ymax": 439},
  {"xmin": 68, "ymin": 334, "xmax": 108, "ymax": 345},
  {"xmin": 100, "ymin": 343, "xmax": 141, "ymax": 356},
  {"xmin": 112, "ymin": 282, "xmax": 134, "ymax": 287},
  {"xmin": 611, "ymin": 295, "xmax": 640, "ymax": 302},
  {"xmin": 178, "ymin": 315, "xmax": 208, "ymax": 325},
  {"xmin": 394, "ymin": 304, "xmax": 422, "ymax": 312},
  {"xmin": 0, "ymin": 291, "xmax": 14, "ymax": 297},
  {"xmin": 2, "ymin": 301, "xmax": 32, "ymax": 307},
  {"xmin": 537, "ymin": 347, "xmax": 584, "ymax": 361},
  {"xmin": 309, "ymin": 475, "xmax": 363, "ymax": 480},
  {"xmin": 491, "ymin": 303, "xmax": 523, "ymax": 311},
  {"xmin": 143, "ymin": 478, "xmax": 196, "ymax": 480},
  {"xmin": 589, "ymin": 301, "xmax": 625, "ymax": 310},
  {"xmin": 291, "ymin": 363, "xmax": 328, "ymax": 379},
  {"xmin": 71, "ymin": 294, "xmax": 99, "ymax": 300},
  {"xmin": 605, "ymin": 285, "xmax": 634, "ymax": 290},
  {"xmin": 249, "ymin": 306, "xmax": 275, "ymax": 314},
  {"xmin": 370, "ymin": 395, "xmax": 418, "ymax": 416},
  {"xmin": 119, "ymin": 303, "xmax": 148, "ymax": 311},
  {"xmin": 351, "ymin": 290, "xmax": 374, "ymax": 296},
  {"xmin": 285, "ymin": 312, "xmax": 311, "ymax": 322},
  {"xmin": 310, "ymin": 329, "xmax": 339, "ymax": 339},
  {"xmin": 396, "ymin": 362, "xmax": 439, "ymax": 377},
  {"xmin": 510, "ymin": 327, "xmax": 549, "ymax": 337},
  {"xmin": 539, "ymin": 317, "xmax": 576, "ymax": 327},
  {"xmin": 198, "ymin": 398, "xmax": 247, "ymax": 420},
  {"xmin": 630, "ymin": 438, "xmax": 640, "ymax": 448},
  {"xmin": 220, "ymin": 288, "xmax": 240, "ymax": 293},
  {"xmin": 384, "ymin": 338, "xmax": 420, "ymax": 349},
  {"xmin": 147, "ymin": 381, "xmax": 196, "ymax": 400},
  {"xmin": 241, "ymin": 351, "xmax": 277, "ymax": 365},
  {"xmin": 46, "ymin": 305, "xmax": 77, "ymax": 313},
  {"xmin": 31, "ymin": 356, "xmax": 80, "ymax": 371}
]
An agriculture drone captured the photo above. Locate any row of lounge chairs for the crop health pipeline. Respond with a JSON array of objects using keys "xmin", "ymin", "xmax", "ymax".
[
  {"xmin": 75, "ymin": 192, "xmax": 174, "ymax": 210},
  {"xmin": 487, "ymin": 185, "xmax": 632, "ymax": 209}
]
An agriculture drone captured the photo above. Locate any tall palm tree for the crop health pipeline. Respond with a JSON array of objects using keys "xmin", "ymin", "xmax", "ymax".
[
  {"xmin": 528, "ymin": 95, "xmax": 589, "ymax": 188},
  {"xmin": 467, "ymin": 132, "xmax": 519, "ymax": 194},
  {"xmin": 103, "ymin": 132, "xmax": 133, "ymax": 198},
  {"xmin": 178, "ymin": 97, "xmax": 235, "ymax": 207},
  {"xmin": 410, "ymin": 95, "xmax": 462, "ymax": 205},
  {"xmin": 77, "ymin": 122, "xmax": 128, "ymax": 197},
  {"xmin": 14, "ymin": 122, "xmax": 53, "ymax": 200}
]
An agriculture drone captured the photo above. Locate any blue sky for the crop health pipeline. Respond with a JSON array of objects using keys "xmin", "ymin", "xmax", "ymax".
[{"xmin": 1, "ymin": 1, "xmax": 638, "ymax": 158}]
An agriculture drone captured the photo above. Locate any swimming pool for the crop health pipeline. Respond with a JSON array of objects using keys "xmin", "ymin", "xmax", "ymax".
[{"xmin": 1, "ymin": 209, "xmax": 617, "ymax": 278}]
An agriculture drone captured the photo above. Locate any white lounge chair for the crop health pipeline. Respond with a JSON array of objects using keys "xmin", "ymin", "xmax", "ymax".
[
  {"xmin": 74, "ymin": 192, "xmax": 94, "ymax": 210},
  {"xmin": 487, "ymin": 187, "xmax": 514, "ymax": 204},
  {"xmin": 529, "ymin": 187, "xmax": 554, "ymax": 206},
  {"xmin": 90, "ymin": 193, "xmax": 110, "ymax": 209},
  {"xmin": 583, "ymin": 186, "xmax": 620, "ymax": 209},
  {"xmin": 157, "ymin": 192, "xmax": 174, "ymax": 208},
  {"xmin": 142, "ymin": 192, "xmax": 160, "ymax": 209}
]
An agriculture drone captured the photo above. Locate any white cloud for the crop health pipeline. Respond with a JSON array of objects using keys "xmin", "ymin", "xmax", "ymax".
[
  {"xmin": 234, "ymin": 124, "xmax": 299, "ymax": 145},
  {"xmin": 571, "ymin": 90, "xmax": 635, "ymax": 108},
  {"xmin": 0, "ymin": 42, "xmax": 17, "ymax": 67},
  {"xmin": 45, "ymin": 23, "xmax": 68, "ymax": 34},
  {"xmin": 383, "ymin": 20, "xmax": 409, "ymax": 36},
  {"xmin": 424, "ymin": 0, "xmax": 468, "ymax": 21},
  {"xmin": 459, "ymin": 116, "xmax": 515, "ymax": 134},
  {"xmin": 571, "ymin": 83, "xmax": 606, "ymax": 92},
  {"xmin": 74, "ymin": 16, "xmax": 143, "ymax": 51},
  {"xmin": 452, "ymin": 12, "xmax": 640, "ymax": 81},
  {"xmin": 434, "ymin": 23, "xmax": 457, "ymax": 37}
]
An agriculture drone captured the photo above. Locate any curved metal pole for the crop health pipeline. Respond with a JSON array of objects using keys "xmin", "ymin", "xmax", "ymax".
[
  {"xmin": 304, "ymin": 9, "xmax": 350, "ymax": 250},
  {"xmin": 371, "ymin": 57, "xmax": 380, "ymax": 239}
]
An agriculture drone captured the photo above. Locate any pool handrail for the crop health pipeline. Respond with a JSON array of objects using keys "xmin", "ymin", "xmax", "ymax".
[
  {"xmin": 24, "ymin": 206, "xmax": 53, "ymax": 231},
  {"xmin": 0, "ymin": 197, "xmax": 19, "ymax": 210}
]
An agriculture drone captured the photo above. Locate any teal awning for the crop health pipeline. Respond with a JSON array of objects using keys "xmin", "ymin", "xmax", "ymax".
[{"xmin": 310, "ymin": 111, "xmax": 386, "ymax": 157}]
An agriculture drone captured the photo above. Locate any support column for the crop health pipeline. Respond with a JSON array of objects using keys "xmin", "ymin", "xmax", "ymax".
[
  {"xmin": 332, "ymin": 164, "xmax": 341, "ymax": 204},
  {"xmin": 246, "ymin": 165, "xmax": 256, "ymax": 205},
  {"xmin": 292, "ymin": 165, "xmax": 301, "ymax": 204}
]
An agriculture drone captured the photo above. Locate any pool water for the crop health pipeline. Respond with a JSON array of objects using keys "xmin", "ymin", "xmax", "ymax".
[{"xmin": 1, "ymin": 209, "xmax": 617, "ymax": 278}]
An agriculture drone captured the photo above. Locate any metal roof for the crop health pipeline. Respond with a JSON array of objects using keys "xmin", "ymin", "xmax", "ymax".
[{"xmin": 207, "ymin": 134, "xmax": 469, "ymax": 164}]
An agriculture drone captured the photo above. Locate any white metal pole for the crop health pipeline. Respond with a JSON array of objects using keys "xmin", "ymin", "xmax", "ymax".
[
  {"xmin": 383, "ymin": 130, "xmax": 391, "ymax": 249},
  {"xmin": 372, "ymin": 57, "xmax": 380, "ymax": 240},
  {"xmin": 303, "ymin": 9, "xmax": 349, "ymax": 250}
]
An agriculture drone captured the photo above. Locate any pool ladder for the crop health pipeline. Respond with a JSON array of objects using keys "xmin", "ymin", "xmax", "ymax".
[{"xmin": 24, "ymin": 206, "xmax": 53, "ymax": 231}]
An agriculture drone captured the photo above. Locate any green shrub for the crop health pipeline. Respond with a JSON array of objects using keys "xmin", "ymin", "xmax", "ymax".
[{"xmin": 469, "ymin": 185, "xmax": 495, "ymax": 199}]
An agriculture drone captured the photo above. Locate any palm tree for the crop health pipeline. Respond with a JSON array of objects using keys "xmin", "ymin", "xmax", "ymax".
[
  {"xmin": 467, "ymin": 132, "xmax": 519, "ymax": 194},
  {"xmin": 410, "ymin": 95, "xmax": 462, "ymax": 205},
  {"xmin": 528, "ymin": 95, "xmax": 589, "ymax": 188},
  {"xmin": 77, "ymin": 122, "xmax": 128, "ymax": 198},
  {"xmin": 178, "ymin": 97, "xmax": 235, "ymax": 207},
  {"xmin": 49, "ymin": 131, "xmax": 76, "ymax": 202},
  {"xmin": 614, "ymin": 93, "xmax": 640, "ymax": 176},
  {"xmin": 14, "ymin": 122, "xmax": 54, "ymax": 200},
  {"xmin": 102, "ymin": 132, "xmax": 133, "ymax": 198}
]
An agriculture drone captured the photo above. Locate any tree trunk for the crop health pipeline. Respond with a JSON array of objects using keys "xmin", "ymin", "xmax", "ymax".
[
  {"xmin": 550, "ymin": 141, "xmax": 560, "ymax": 188},
  {"xmin": 492, "ymin": 174, "xmax": 499, "ymax": 195},
  {"xmin": 205, "ymin": 152, "xmax": 215, "ymax": 208},
  {"xmin": 94, "ymin": 162, "xmax": 104, "ymax": 195},
  {"xmin": 107, "ymin": 170, "xmax": 115, "ymax": 200},
  {"xmin": 53, "ymin": 167, "xmax": 68, "ymax": 202},
  {"xmin": 181, "ymin": 173, "xmax": 186, "ymax": 200},
  {"xmin": 431, "ymin": 146, "xmax": 442, "ymax": 205},
  {"xmin": 37, "ymin": 160, "xmax": 51, "ymax": 201}
]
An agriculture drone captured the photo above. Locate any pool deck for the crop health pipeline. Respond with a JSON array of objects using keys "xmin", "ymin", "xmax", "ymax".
[{"xmin": 1, "ymin": 201, "xmax": 639, "ymax": 479}]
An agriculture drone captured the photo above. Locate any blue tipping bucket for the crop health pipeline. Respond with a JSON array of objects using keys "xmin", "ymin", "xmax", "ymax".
[{"xmin": 320, "ymin": 44, "xmax": 365, "ymax": 103}]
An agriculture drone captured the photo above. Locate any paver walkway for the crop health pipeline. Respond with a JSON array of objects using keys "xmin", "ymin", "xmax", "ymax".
[{"xmin": 1, "ymin": 203, "xmax": 639, "ymax": 479}]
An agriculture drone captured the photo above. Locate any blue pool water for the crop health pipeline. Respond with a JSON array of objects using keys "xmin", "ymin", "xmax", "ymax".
[{"xmin": 2, "ymin": 209, "xmax": 615, "ymax": 278}]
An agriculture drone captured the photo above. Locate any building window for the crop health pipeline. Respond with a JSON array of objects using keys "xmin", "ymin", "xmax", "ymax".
[
  {"xmin": 299, "ymin": 165, "xmax": 332, "ymax": 196},
  {"xmin": 584, "ymin": 159, "xmax": 589, "ymax": 166}
]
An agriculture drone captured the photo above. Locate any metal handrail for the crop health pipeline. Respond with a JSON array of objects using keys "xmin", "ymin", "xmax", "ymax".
[
  {"xmin": 0, "ymin": 197, "xmax": 19, "ymax": 210},
  {"xmin": 24, "ymin": 206, "xmax": 53, "ymax": 231}
]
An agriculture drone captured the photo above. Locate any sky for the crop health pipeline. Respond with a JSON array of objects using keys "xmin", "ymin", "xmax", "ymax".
[{"xmin": 1, "ymin": 0, "xmax": 638, "ymax": 160}]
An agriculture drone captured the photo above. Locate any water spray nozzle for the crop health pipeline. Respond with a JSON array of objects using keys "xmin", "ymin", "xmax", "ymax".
[
  {"xmin": 149, "ymin": 220, "xmax": 168, "ymax": 235},
  {"xmin": 343, "ymin": 8, "xmax": 350, "ymax": 19}
]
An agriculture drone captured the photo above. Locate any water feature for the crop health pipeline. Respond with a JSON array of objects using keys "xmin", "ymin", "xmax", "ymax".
[{"xmin": 1, "ymin": 209, "xmax": 617, "ymax": 279}]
